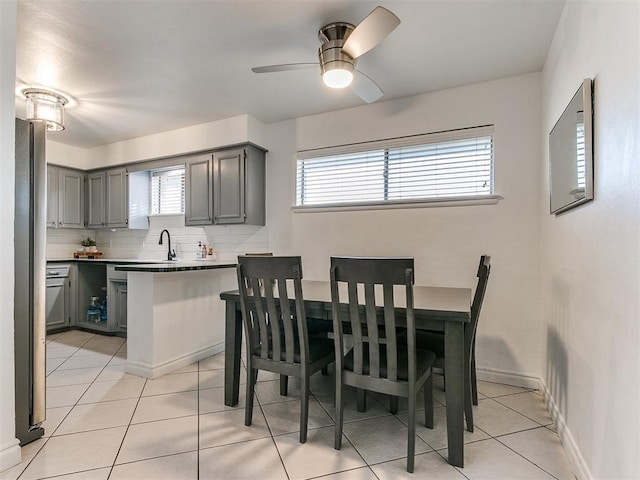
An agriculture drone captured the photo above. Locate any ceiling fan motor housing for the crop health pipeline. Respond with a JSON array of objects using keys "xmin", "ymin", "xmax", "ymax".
[{"xmin": 318, "ymin": 22, "xmax": 356, "ymax": 76}]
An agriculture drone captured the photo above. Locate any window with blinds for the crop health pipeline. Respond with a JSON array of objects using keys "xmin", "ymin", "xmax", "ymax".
[
  {"xmin": 296, "ymin": 125, "xmax": 494, "ymax": 208},
  {"xmin": 576, "ymin": 115, "xmax": 586, "ymax": 189},
  {"xmin": 151, "ymin": 167, "xmax": 185, "ymax": 215}
]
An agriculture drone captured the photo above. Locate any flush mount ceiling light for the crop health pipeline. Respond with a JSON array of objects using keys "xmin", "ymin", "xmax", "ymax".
[{"xmin": 24, "ymin": 88, "xmax": 69, "ymax": 132}]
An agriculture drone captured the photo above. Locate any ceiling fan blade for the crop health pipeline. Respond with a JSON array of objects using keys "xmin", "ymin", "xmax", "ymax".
[
  {"xmin": 352, "ymin": 70, "xmax": 383, "ymax": 104},
  {"xmin": 252, "ymin": 63, "xmax": 318, "ymax": 73},
  {"xmin": 342, "ymin": 6, "xmax": 400, "ymax": 59}
]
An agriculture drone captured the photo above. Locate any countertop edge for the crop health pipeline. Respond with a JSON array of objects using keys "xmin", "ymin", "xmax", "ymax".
[{"xmin": 114, "ymin": 262, "xmax": 237, "ymax": 272}]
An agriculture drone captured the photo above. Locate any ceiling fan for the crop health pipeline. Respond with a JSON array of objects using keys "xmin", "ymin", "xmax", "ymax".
[{"xmin": 251, "ymin": 6, "xmax": 400, "ymax": 104}]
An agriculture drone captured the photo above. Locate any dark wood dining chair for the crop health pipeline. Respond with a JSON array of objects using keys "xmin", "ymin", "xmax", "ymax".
[
  {"xmin": 330, "ymin": 256, "xmax": 436, "ymax": 473},
  {"xmin": 411, "ymin": 254, "xmax": 491, "ymax": 433},
  {"xmin": 236, "ymin": 255, "xmax": 334, "ymax": 443}
]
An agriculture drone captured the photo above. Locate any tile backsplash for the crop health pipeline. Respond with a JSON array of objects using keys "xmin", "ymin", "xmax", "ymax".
[{"xmin": 46, "ymin": 215, "xmax": 268, "ymax": 261}]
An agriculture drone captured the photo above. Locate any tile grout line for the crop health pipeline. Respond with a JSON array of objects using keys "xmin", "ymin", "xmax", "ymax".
[
  {"xmin": 252, "ymin": 370, "xmax": 293, "ymax": 480},
  {"xmin": 492, "ymin": 428, "xmax": 566, "ymax": 480},
  {"xmin": 52, "ymin": 332, "xmax": 135, "ymax": 479},
  {"xmin": 30, "ymin": 334, "xmax": 568, "ymax": 479},
  {"xmin": 24, "ymin": 332, "xmax": 126, "ymax": 480}
]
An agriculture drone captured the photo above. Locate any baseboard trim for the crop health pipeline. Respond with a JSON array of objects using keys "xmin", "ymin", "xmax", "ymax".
[
  {"xmin": 476, "ymin": 366, "xmax": 541, "ymax": 389},
  {"xmin": 0, "ymin": 438, "xmax": 21, "ymax": 473},
  {"xmin": 126, "ymin": 342, "xmax": 225, "ymax": 379},
  {"xmin": 540, "ymin": 381, "xmax": 592, "ymax": 480},
  {"xmin": 477, "ymin": 368, "xmax": 591, "ymax": 479}
]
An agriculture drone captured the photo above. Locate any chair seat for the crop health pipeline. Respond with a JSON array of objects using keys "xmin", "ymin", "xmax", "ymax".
[
  {"xmin": 307, "ymin": 318, "xmax": 333, "ymax": 336},
  {"xmin": 413, "ymin": 331, "xmax": 445, "ymax": 355},
  {"xmin": 344, "ymin": 343, "xmax": 435, "ymax": 381},
  {"xmin": 253, "ymin": 335, "xmax": 334, "ymax": 364}
]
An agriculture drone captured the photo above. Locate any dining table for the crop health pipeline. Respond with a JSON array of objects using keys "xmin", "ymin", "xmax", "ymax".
[{"xmin": 220, "ymin": 279, "xmax": 471, "ymax": 467}]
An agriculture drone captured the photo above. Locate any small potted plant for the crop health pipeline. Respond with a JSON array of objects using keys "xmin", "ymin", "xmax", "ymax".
[{"xmin": 81, "ymin": 237, "xmax": 98, "ymax": 253}]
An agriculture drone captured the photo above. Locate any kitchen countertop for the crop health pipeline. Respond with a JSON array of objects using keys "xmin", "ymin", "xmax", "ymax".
[
  {"xmin": 114, "ymin": 260, "xmax": 236, "ymax": 272},
  {"xmin": 47, "ymin": 258, "xmax": 237, "ymax": 272},
  {"xmin": 47, "ymin": 258, "xmax": 167, "ymax": 264}
]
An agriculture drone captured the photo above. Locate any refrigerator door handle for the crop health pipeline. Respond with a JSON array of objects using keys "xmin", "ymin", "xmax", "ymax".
[{"xmin": 31, "ymin": 120, "xmax": 47, "ymax": 426}]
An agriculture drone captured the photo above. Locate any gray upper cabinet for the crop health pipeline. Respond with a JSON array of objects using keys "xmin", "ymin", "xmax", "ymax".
[
  {"xmin": 106, "ymin": 168, "xmax": 128, "ymax": 227},
  {"xmin": 185, "ymin": 145, "xmax": 266, "ymax": 226},
  {"xmin": 213, "ymin": 148, "xmax": 244, "ymax": 224},
  {"xmin": 185, "ymin": 154, "xmax": 213, "ymax": 226},
  {"xmin": 86, "ymin": 172, "xmax": 106, "ymax": 228},
  {"xmin": 47, "ymin": 165, "xmax": 59, "ymax": 228},
  {"xmin": 86, "ymin": 167, "xmax": 129, "ymax": 228},
  {"xmin": 57, "ymin": 167, "xmax": 85, "ymax": 229},
  {"xmin": 213, "ymin": 145, "xmax": 265, "ymax": 226}
]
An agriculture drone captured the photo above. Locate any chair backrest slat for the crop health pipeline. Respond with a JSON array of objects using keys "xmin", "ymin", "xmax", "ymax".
[
  {"xmin": 466, "ymin": 255, "xmax": 491, "ymax": 350},
  {"xmin": 237, "ymin": 255, "xmax": 307, "ymax": 366},
  {"xmin": 331, "ymin": 256, "xmax": 414, "ymax": 382},
  {"xmin": 347, "ymin": 282, "xmax": 364, "ymax": 375},
  {"xmin": 364, "ymin": 282, "xmax": 380, "ymax": 378},
  {"xmin": 383, "ymin": 284, "xmax": 398, "ymax": 381}
]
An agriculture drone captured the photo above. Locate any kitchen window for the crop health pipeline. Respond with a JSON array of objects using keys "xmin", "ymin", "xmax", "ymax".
[
  {"xmin": 151, "ymin": 166, "xmax": 185, "ymax": 215},
  {"xmin": 295, "ymin": 125, "xmax": 498, "ymax": 210}
]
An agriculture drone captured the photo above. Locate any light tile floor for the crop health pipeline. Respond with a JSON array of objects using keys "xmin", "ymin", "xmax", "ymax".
[{"xmin": 2, "ymin": 330, "xmax": 576, "ymax": 480}]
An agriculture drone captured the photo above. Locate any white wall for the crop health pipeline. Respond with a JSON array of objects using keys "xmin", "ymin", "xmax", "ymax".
[
  {"xmin": 47, "ymin": 114, "xmax": 264, "ymax": 171},
  {"xmin": 0, "ymin": 0, "xmax": 21, "ymax": 472},
  {"xmin": 541, "ymin": 2, "xmax": 640, "ymax": 479},
  {"xmin": 47, "ymin": 140, "xmax": 89, "ymax": 169},
  {"xmin": 85, "ymin": 114, "xmax": 255, "ymax": 169},
  {"xmin": 266, "ymin": 73, "xmax": 545, "ymax": 386}
]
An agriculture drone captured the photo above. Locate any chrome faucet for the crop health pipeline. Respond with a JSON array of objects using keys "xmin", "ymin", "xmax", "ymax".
[{"xmin": 159, "ymin": 229, "xmax": 177, "ymax": 261}]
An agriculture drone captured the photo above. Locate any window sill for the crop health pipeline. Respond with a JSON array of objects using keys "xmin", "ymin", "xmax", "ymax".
[{"xmin": 291, "ymin": 195, "xmax": 503, "ymax": 213}]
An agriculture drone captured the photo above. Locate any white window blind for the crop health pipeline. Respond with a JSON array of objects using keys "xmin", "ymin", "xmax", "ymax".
[
  {"xmin": 296, "ymin": 125, "xmax": 494, "ymax": 208},
  {"xmin": 576, "ymin": 114, "xmax": 585, "ymax": 189},
  {"xmin": 151, "ymin": 167, "xmax": 185, "ymax": 215}
]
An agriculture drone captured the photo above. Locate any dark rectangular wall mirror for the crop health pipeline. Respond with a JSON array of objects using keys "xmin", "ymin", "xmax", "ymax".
[{"xmin": 549, "ymin": 78, "xmax": 594, "ymax": 214}]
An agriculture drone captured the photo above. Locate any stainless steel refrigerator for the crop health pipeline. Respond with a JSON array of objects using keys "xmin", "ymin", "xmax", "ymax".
[{"xmin": 14, "ymin": 118, "xmax": 47, "ymax": 445}]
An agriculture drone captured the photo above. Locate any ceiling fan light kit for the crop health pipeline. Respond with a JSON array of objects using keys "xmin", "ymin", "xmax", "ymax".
[
  {"xmin": 318, "ymin": 27, "xmax": 356, "ymax": 88},
  {"xmin": 252, "ymin": 6, "xmax": 400, "ymax": 103}
]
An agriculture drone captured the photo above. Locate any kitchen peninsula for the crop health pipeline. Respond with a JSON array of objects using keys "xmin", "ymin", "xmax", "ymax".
[{"xmin": 115, "ymin": 261, "xmax": 236, "ymax": 379}]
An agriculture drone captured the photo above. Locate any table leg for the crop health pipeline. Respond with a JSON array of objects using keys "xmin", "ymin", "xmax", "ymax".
[
  {"xmin": 445, "ymin": 322, "xmax": 465, "ymax": 467},
  {"xmin": 224, "ymin": 301, "xmax": 242, "ymax": 406}
]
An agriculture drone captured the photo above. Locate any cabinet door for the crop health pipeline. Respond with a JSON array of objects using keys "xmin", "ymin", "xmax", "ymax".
[
  {"xmin": 114, "ymin": 282, "xmax": 128, "ymax": 332},
  {"xmin": 46, "ymin": 166, "xmax": 59, "ymax": 228},
  {"xmin": 213, "ymin": 148, "xmax": 245, "ymax": 224},
  {"xmin": 86, "ymin": 172, "xmax": 106, "ymax": 229},
  {"xmin": 185, "ymin": 155, "xmax": 213, "ymax": 225},
  {"xmin": 46, "ymin": 278, "xmax": 68, "ymax": 330},
  {"xmin": 58, "ymin": 168, "xmax": 85, "ymax": 228},
  {"xmin": 106, "ymin": 168, "xmax": 128, "ymax": 228}
]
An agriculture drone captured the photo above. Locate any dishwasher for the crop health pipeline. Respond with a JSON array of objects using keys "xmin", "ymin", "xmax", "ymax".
[{"xmin": 46, "ymin": 264, "xmax": 71, "ymax": 331}]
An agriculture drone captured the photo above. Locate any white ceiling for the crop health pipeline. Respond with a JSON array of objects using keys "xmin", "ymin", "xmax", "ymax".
[{"xmin": 15, "ymin": 0, "xmax": 565, "ymax": 149}]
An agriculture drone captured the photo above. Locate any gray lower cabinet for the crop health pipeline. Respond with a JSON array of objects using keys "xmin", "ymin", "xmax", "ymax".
[
  {"xmin": 113, "ymin": 282, "xmax": 127, "ymax": 333},
  {"xmin": 75, "ymin": 262, "xmax": 109, "ymax": 332},
  {"xmin": 45, "ymin": 264, "xmax": 71, "ymax": 331},
  {"xmin": 107, "ymin": 266, "xmax": 127, "ymax": 335},
  {"xmin": 52, "ymin": 262, "xmax": 128, "ymax": 336},
  {"xmin": 47, "ymin": 166, "xmax": 85, "ymax": 229},
  {"xmin": 185, "ymin": 144, "xmax": 266, "ymax": 226}
]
